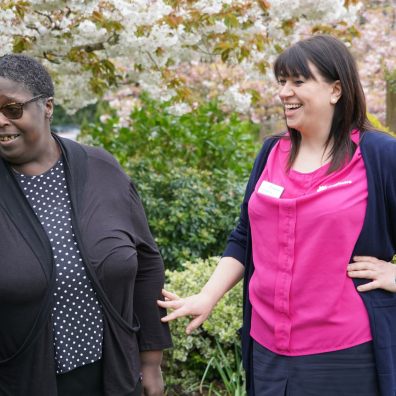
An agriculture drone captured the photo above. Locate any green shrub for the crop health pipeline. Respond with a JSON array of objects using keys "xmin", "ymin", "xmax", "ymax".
[
  {"xmin": 79, "ymin": 95, "xmax": 260, "ymax": 269},
  {"xmin": 163, "ymin": 257, "xmax": 243, "ymax": 395},
  {"xmin": 80, "ymin": 94, "xmax": 259, "ymax": 177},
  {"xmin": 129, "ymin": 165, "xmax": 244, "ymax": 266}
]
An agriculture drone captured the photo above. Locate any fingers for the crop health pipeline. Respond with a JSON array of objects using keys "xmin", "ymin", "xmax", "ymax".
[
  {"xmin": 347, "ymin": 263, "xmax": 375, "ymax": 272},
  {"xmin": 157, "ymin": 289, "xmax": 195, "ymax": 323},
  {"xmin": 347, "ymin": 256, "xmax": 385, "ymax": 273},
  {"xmin": 186, "ymin": 315, "xmax": 206, "ymax": 335},
  {"xmin": 161, "ymin": 289, "xmax": 179, "ymax": 301},
  {"xmin": 157, "ymin": 298, "xmax": 184, "ymax": 310},
  {"xmin": 356, "ymin": 280, "xmax": 380, "ymax": 292},
  {"xmin": 157, "ymin": 289, "xmax": 183, "ymax": 310},
  {"xmin": 347, "ymin": 256, "xmax": 396, "ymax": 293},
  {"xmin": 160, "ymin": 309, "xmax": 205, "ymax": 335},
  {"xmin": 159, "ymin": 312, "xmax": 175, "ymax": 323},
  {"xmin": 347, "ymin": 269, "xmax": 375, "ymax": 279},
  {"xmin": 352, "ymin": 256, "xmax": 381, "ymax": 264},
  {"xmin": 158, "ymin": 298, "xmax": 188, "ymax": 322},
  {"xmin": 347, "ymin": 260, "xmax": 376, "ymax": 281},
  {"xmin": 157, "ymin": 289, "xmax": 213, "ymax": 332}
]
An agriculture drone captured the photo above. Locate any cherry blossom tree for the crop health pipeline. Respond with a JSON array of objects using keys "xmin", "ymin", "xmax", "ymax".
[{"xmin": 0, "ymin": 0, "xmax": 359, "ymax": 113}]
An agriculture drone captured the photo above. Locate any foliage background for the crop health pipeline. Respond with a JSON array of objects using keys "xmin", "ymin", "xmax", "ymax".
[
  {"xmin": 78, "ymin": 95, "xmax": 255, "ymax": 393},
  {"xmin": 80, "ymin": 95, "xmax": 260, "ymax": 269},
  {"xmin": 2, "ymin": 0, "xmax": 393, "ymax": 393},
  {"xmin": 163, "ymin": 257, "xmax": 243, "ymax": 394}
]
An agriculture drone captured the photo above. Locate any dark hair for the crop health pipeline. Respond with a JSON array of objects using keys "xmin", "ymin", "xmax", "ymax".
[
  {"xmin": 273, "ymin": 34, "xmax": 372, "ymax": 172},
  {"xmin": 0, "ymin": 54, "xmax": 54, "ymax": 98}
]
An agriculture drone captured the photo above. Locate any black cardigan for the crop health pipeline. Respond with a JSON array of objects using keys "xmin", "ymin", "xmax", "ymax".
[
  {"xmin": 0, "ymin": 136, "xmax": 172, "ymax": 396},
  {"xmin": 223, "ymin": 131, "xmax": 396, "ymax": 396}
]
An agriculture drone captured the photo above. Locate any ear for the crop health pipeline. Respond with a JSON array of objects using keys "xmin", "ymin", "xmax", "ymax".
[
  {"xmin": 45, "ymin": 97, "xmax": 54, "ymax": 120},
  {"xmin": 330, "ymin": 80, "xmax": 342, "ymax": 104}
]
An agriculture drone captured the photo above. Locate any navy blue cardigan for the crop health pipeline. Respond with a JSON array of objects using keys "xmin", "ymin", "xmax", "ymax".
[{"xmin": 223, "ymin": 131, "xmax": 396, "ymax": 396}]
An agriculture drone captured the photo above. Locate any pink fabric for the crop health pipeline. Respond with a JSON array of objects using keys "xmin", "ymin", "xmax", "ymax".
[{"xmin": 248, "ymin": 130, "xmax": 372, "ymax": 356}]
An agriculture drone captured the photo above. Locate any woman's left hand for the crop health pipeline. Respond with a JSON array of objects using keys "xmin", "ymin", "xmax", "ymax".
[
  {"xmin": 139, "ymin": 350, "xmax": 164, "ymax": 396},
  {"xmin": 347, "ymin": 256, "xmax": 396, "ymax": 293}
]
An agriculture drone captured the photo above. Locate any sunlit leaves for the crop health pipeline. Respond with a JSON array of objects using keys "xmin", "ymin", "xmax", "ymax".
[{"xmin": 13, "ymin": 35, "xmax": 34, "ymax": 52}]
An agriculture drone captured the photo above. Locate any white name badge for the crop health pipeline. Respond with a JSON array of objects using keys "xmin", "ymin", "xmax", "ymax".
[{"xmin": 258, "ymin": 180, "xmax": 284, "ymax": 198}]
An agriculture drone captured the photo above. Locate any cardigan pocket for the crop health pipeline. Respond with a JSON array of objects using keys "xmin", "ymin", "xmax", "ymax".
[{"xmin": 371, "ymin": 299, "xmax": 396, "ymax": 348}]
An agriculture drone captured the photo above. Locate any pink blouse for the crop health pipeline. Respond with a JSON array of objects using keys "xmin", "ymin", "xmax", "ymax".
[{"xmin": 248, "ymin": 130, "xmax": 372, "ymax": 356}]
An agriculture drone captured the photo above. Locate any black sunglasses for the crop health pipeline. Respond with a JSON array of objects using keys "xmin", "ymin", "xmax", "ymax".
[{"xmin": 0, "ymin": 94, "xmax": 46, "ymax": 120}]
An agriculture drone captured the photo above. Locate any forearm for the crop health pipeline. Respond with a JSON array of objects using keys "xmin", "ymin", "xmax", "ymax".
[
  {"xmin": 159, "ymin": 256, "xmax": 244, "ymax": 333},
  {"xmin": 140, "ymin": 350, "xmax": 164, "ymax": 396},
  {"xmin": 201, "ymin": 256, "xmax": 244, "ymax": 305}
]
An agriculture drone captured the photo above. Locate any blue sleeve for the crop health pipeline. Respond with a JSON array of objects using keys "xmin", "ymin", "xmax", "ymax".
[
  {"xmin": 383, "ymin": 137, "xmax": 396, "ymax": 246},
  {"xmin": 222, "ymin": 137, "xmax": 278, "ymax": 265}
]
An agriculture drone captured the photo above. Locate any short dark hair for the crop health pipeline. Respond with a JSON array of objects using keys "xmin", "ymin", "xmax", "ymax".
[
  {"xmin": 0, "ymin": 54, "xmax": 54, "ymax": 98},
  {"xmin": 273, "ymin": 34, "xmax": 371, "ymax": 172}
]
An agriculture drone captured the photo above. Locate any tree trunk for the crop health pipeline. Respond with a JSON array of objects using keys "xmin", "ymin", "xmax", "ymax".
[{"xmin": 386, "ymin": 79, "xmax": 396, "ymax": 132}]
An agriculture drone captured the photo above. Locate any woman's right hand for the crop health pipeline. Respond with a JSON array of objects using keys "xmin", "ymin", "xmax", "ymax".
[{"xmin": 158, "ymin": 289, "xmax": 217, "ymax": 334}]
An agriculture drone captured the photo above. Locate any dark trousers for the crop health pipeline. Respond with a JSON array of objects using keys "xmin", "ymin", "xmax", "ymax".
[
  {"xmin": 56, "ymin": 360, "xmax": 142, "ymax": 396},
  {"xmin": 252, "ymin": 341, "xmax": 380, "ymax": 396}
]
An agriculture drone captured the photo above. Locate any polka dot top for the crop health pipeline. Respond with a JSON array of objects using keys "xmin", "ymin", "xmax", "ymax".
[{"xmin": 14, "ymin": 159, "xmax": 103, "ymax": 374}]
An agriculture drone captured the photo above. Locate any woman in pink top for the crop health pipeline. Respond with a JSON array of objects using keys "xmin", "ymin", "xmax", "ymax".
[{"xmin": 159, "ymin": 35, "xmax": 396, "ymax": 395}]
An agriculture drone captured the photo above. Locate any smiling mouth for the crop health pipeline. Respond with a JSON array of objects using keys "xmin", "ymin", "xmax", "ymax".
[
  {"xmin": 284, "ymin": 104, "xmax": 302, "ymax": 110},
  {"xmin": 0, "ymin": 134, "xmax": 20, "ymax": 142}
]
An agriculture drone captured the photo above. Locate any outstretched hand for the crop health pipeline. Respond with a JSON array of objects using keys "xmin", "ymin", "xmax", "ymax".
[
  {"xmin": 158, "ymin": 289, "xmax": 216, "ymax": 334},
  {"xmin": 347, "ymin": 256, "xmax": 396, "ymax": 293},
  {"xmin": 158, "ymin": 256, "xmax": 244, "ymax": 334}
]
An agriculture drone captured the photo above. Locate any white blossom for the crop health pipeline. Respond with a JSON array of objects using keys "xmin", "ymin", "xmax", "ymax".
[
  {"xmin": 167, "ymin": 103, "xmax": 192, "ymax": 116},
  {"xmin": 206, "ymin": 21, "xmax": 228, "ymax": 34},
  {"xmin": 221, "ymin": 85, "xmax": 252, "ymax": 113},
  {"xmin": 0, "ymin": 0, "xmax": 359, "ymax": 113},
  {"xmin": 193, "ymin": 0, "xmax": 230, "ymax": 14}
]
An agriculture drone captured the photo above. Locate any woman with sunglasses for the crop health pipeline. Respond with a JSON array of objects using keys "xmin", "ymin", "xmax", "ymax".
[
  {"xmin": 0, "ymin": 54, "xmax": 172, "ymax": 396},
  {"xmin": 159, "ymin": 35, "xmax": 396, "ymax": 395}
]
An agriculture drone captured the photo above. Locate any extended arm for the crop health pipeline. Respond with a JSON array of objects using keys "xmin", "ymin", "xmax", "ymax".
[{"xmin": 158, "ymin": 256, "xmax": 244, "ymax": 334}]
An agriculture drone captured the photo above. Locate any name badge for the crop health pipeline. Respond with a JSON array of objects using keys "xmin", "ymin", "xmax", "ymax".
[{"xmin": 258, "ymin": 180, "xmax": 284, "ymax": 198}]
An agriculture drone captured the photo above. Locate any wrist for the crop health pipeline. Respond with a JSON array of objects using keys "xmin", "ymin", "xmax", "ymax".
[{"xmin": 199, "ymin": 288, "xmax": 221, "ymax": 309}]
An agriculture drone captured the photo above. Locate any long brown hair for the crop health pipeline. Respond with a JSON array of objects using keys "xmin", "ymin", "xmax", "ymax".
[{"xmin": 273, "ymin": 35, "xmax": 372, "ymax": 172}]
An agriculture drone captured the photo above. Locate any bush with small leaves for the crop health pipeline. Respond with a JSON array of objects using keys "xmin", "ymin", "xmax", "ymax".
[
  {"xmin": 163, "ymin": 257, "xmax": 243, "ymax": 394},
  {"xmin": 79, "ymin": 95, "xmax": 260, "ymax": 269}
]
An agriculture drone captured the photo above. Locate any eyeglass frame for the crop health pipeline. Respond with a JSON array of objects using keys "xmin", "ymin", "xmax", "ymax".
[{"xmin": 0, "ymin": 94, "xmax": 47, "ymax": 120}]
